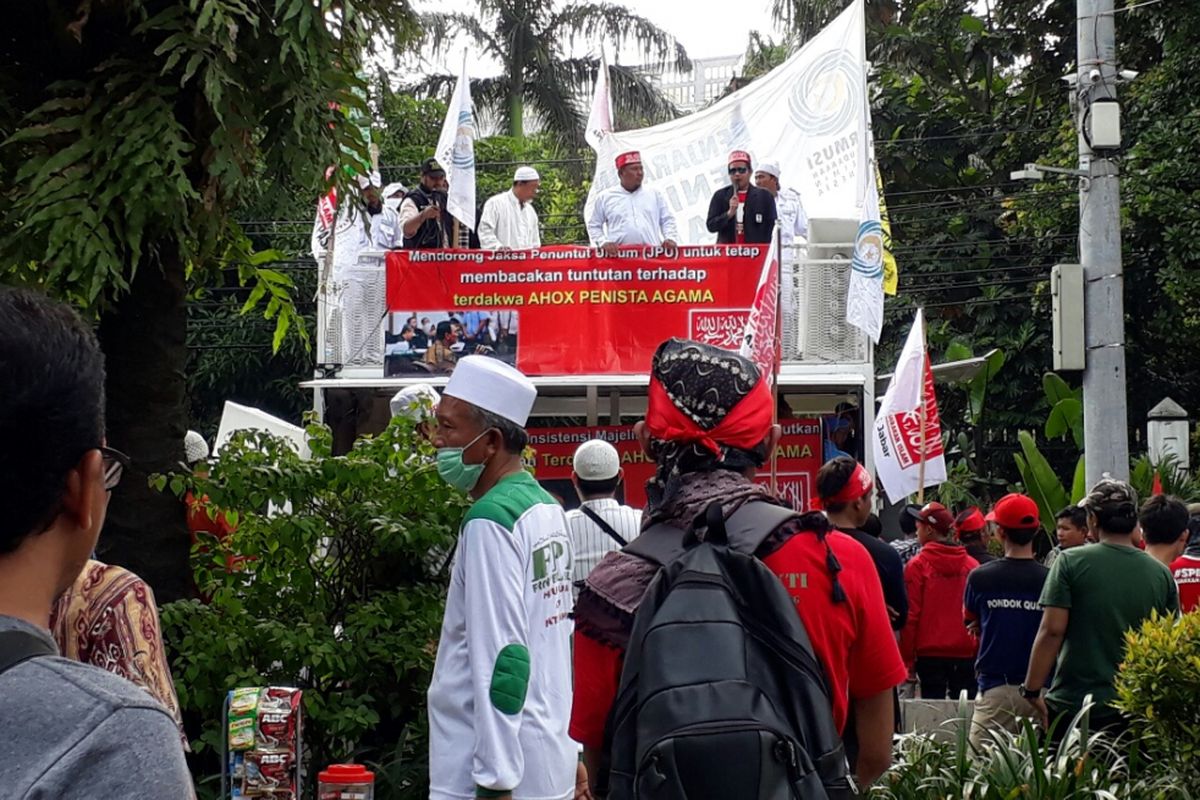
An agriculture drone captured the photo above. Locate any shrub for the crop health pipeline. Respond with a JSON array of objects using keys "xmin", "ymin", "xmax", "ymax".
[
  {"xmin": 158, "ymin": 416, "xmax": 468, "ymax": 799},
  {"xmin": 1115, "ymin": 610, "xmax": 1200, "ymax": 782},
  {"xmin": 870, "ymin": 698, "xmax": 1191, "ymax": 799}
]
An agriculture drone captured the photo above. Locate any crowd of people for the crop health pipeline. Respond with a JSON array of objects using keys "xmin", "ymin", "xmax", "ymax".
[{"xmin": 4, "ymin": 284, "xmax": 1198, "ymax": 799}]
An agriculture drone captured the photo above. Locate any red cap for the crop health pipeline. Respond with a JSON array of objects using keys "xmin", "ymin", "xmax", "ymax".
[
  {"xmin": 955, "ymin": 507, "xmax": 986, "ymax": 533},
  {"xmin": 615, "ymin": 151, "xmax": 641, "ymax": 169},
  {"xmin": 990, "ymin": 493, "xmax": 1040, "ymax": 529},
  {"xmin": 906, "ymin": 501, "xmax": 954, "ymax": 536},
  {"xmin": 318, "ymin": 764, "xmax": 375, "ymax": 785},
  {"xmin": 728, "ymin": 150, "xmax": 752, "ymax": 167}
]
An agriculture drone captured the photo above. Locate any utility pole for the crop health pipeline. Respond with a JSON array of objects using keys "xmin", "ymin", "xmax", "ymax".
[{"xmin": 1077, "ymin": 0, "xmax": 1129, "ymax": 484}]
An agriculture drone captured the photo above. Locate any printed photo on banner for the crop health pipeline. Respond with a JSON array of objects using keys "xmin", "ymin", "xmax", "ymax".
[{"xmin": 384, "ymin": 309, "xmax": 520, "ymax": 376}]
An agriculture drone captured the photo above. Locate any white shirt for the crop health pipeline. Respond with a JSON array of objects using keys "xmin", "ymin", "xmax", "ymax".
[
  {"xmin": 371, "ymin": 205, "xmax": 404, "ymax": 249},
  {"xmin": 479, "ymin": 190, "xmax": 541, "ymax": 250},
  {"xmin": 428, "ymin": 472, "xmax": 575, "ymax": 800},
  {"xmin": 776, "ymin": 187, "xmax": 809, "ymax": 245},
  {"xmin": 586, "ymin": 185, "xmax": 678, "ymax": 246},
  {"xmin": 565, "ymin": 498, "xmax": 642, "ymax": 599}
]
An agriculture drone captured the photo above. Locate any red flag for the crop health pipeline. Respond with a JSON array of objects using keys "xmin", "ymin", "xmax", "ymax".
[
  {"xmin": 739, "ymin": 234, "xmax": 781, "ymax": 385},
  {"xmin": 1152, "ymin": 471, "xmax": 1163, "ymax": 496}
]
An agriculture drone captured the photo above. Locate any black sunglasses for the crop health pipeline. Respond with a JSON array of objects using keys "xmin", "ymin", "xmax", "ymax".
[
  {"xmin": 728, "ymin": 166, "xmax": 749, "ymax": 174},
  {"xmin": 100, "ymin": 446, "xmax": 131, "ymax": 491}
]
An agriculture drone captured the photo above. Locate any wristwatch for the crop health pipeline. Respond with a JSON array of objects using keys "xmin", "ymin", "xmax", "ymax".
[{"xmin": 1018, "ymin": 683, "xmax": 1041, "ymax": 700}]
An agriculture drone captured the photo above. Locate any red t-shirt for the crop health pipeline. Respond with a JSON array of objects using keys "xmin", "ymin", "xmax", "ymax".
[
  {"xmin": 735, "ymin": 190, "xmax": 749, "ymax": 244},
  {"xmin": 569, "ymin": 529, "xmax": 906, "ymax": 746},
  {"xmin": 1169, "ymin": 553, "xmax": 1200, "ymax": 614}
]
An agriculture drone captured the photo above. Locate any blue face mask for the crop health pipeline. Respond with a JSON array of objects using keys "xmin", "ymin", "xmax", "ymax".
[{"xmin": 436, "ymin": 430, "xmax": 492, "ymax": 493}]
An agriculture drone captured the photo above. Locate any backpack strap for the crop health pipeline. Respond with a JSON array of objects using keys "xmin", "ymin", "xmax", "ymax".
[
  {"xmin": 579, "ymin": 505, "xmax": 628, "ymax": 548},
  {"xmin": 0, "ymin": 629, "xmax": 55, "ymax": 677},
  {"xmin": 721, "ymin": 501, "xmax": 803, "ymax": 555},
  {"xmin": 621, "ymin": 522, "xmax": 688, "ymax": 567}
]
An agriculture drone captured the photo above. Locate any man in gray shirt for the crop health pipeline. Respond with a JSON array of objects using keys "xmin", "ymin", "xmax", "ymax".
[{"xmin": 0, "ymin": 287, "xmax": 194, "ymax": 799}]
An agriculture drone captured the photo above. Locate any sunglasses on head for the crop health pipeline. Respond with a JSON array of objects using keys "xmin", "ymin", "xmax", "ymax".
[
  {"xmin": 100, "ymin": 446, "xmax": 131, "ymax": 491},
  {"xmin": 728, "ymin": 166, "xmax": 749, "ymax": 174}
]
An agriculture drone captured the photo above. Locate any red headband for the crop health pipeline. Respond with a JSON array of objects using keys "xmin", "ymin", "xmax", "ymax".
[
  {"xmin": 815, "ymin": 463, "xmax": 873, "ymax": 509},
  {"xmin": 645, "ymin": 376, "xmax": 773, "ymax": 457}
]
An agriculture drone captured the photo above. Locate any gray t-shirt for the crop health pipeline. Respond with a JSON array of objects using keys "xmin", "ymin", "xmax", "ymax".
[{"xmin": 0, "ymin": 615, "xmax": 195, "ymax": 799}]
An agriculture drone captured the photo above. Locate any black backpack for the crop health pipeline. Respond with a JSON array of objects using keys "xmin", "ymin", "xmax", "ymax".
[{"xmin": 603, "ymin": 501, "xmax": 852, "ymax": 800}]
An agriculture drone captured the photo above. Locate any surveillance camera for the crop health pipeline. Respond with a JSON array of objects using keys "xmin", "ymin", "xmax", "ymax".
[{"xmin": 1088, "ymin": 68, "xmax": 1102, "ymax": 84}]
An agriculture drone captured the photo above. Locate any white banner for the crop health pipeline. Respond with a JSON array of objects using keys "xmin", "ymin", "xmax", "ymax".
[
  {"xmin": 585, "ymin": 49, "xmax": 613, "ymax": 149},
  {"xmin": 585, "ymin": 0, "xmax": 867, "ymax": 245}
]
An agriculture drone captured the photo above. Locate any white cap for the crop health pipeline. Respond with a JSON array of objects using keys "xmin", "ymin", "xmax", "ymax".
[
  {"xmin": 356, "ymin": 171, "xmax": 383, "ymax": 190},
  {"xmin": 184, "ymin": 430, "xmax": 209, "ymax": 464},
  {"xmin": 513, "ymin": 166, "xmax": 540, "ymax": 182},
  {"xmin": 573, "ymin": 439, "xmax": 620, "ymax": 481},
  {"xmin": 390, "ymin": 383, "xmax": 440, "ymax": 422},
  {"xmin": 756, "ymin": 161, "xmax": 781, "ymax": 180},
  {"xmin": 382, "ymin": 181, "xmax": 406, "ymax": 198},
  {"xmin": 444, "ymin": 356, "xmax": 537, "ymax": 427}
]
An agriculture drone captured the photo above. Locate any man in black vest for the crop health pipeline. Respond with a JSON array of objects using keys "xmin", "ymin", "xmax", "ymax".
[
  {"xmin": 706, "ymin": 150, "xmax": 777, "ymax": 245},
  {"xmin": 400, "ymin": 158, "xmax": 450, "ymax": 249}
]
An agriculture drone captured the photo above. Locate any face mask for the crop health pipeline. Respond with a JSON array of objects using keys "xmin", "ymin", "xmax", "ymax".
[
  {"xmin": 436, "ymin": 430, "xmax": 492, "ymax": 492},
  {"xmin": 385, "ymin": 196, "xmax": 402, "ymax": 212}
]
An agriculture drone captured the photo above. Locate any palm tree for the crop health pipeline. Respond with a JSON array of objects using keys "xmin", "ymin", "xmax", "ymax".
[{"xmin": 414, "ymin": 0, "xmax": 690, "ymax": 143}]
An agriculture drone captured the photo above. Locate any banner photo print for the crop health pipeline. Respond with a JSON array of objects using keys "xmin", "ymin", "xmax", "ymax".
[{"xmin": 386, "ymin": 245, "xmax": 768, "ymax": 375}]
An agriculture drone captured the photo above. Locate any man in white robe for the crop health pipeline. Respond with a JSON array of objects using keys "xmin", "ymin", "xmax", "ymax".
[
  {"xmin": 478, "ymin": 167, "xmax": 542, "ymax": 250},
  {"xmin": 586, "ymin": 151, "xmax": 678, "ymax": 256}
]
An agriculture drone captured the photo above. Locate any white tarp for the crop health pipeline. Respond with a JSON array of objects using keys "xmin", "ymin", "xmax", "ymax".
[
  {"xmin": 214, "ymin": 401, "xmax": 311, "ymax": 460},
  {"xmin": 585, "ymin": 0, "xmax": 868, "ymax": 245}
]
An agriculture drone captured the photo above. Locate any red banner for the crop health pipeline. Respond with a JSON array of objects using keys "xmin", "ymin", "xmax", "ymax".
[
  {"xmin": 526, "ymin": 419, "xmax": 823, "ymax": 511},
  {"xmin": 385, "ymin": 245, "xmax": 767, "ymax": 375}
]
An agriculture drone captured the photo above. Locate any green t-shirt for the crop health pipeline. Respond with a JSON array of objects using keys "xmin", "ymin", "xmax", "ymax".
[{"xmin": 1040, "ymin": 542, "xmax": 1179, "ymax": 714}]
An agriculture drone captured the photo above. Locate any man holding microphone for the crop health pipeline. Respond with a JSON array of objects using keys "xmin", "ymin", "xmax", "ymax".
[{"xmin": 706, "ymin": 150, "xmax": 777, "ymax": 245}]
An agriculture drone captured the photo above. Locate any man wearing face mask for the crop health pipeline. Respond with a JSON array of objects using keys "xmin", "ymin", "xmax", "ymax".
[
  {"xmin": 427, "ymin": 356, "xmax": 577, "ymax": 800},
  {"xmin": 371, "ymin": 181, "xmax": 408, "ymax": 250}
]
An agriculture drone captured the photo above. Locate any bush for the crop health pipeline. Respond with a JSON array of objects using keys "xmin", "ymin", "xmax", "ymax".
[
  {"xmin": 1115, "ymin": 610, "xmax": 1200, "ymax": 782},
  {"xmin": 870, "ymin": 699, "xmax": 1190, "ymax": 799},
  {"xmin": 158, "ymin": 416, "xmax": 468, "ymax": 799}
]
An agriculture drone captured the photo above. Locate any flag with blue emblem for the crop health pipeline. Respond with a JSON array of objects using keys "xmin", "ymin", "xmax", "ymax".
[
  {"xmin": 846, "ymin": 140, "xmax": 885, "ymax": 343},
  {"xmin": 435, "ymin": 50, "xmax": 477, "ymax": 234}
]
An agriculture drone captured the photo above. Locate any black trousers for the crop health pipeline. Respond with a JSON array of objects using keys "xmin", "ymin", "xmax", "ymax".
[{"xmin": 916, "ymin": 656, "xmax": 976, "ymax": 701}]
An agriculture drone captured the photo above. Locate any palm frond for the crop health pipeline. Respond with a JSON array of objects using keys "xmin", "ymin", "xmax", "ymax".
[
  {"xmin": 405, "ymin": 72, "xmax": 459, "ymax": 103},
  {"xmin": 770, "ymin": 0, "xmax": 847, "ymax": 46},
  {"xmin": 546, "ymin": 3, "xmax": 690, "ymax": 71},
  {"xmin": 419, "ymin": 11, "xmax": 503, "ymax": 59},
  {"xmin": 523, "ymin": 60, "xmax": 588, "ymax": 146}
]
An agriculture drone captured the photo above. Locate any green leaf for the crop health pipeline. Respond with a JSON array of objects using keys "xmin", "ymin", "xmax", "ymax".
[
  {"xmin": 944, "ymin": 342, "xmax": 973, "ymax": 363},
  {"xmin": 1045, "ymin": 398, "xmax": 1083, "ymax": 447},
  {"xmin": 1043, "ymin": 372, "xmax": 1077, "ymax": 406},
  {"xmin": 1071, "ymin": 456, "xmax": 1087, "ymax": 504},
  {"xmin": 959, "ymin": 14, "xmax": 986, "ymax": 35},
  {"xmin": 1015, "ymin": 430, "xmax": 1069, "ymax": 535}
]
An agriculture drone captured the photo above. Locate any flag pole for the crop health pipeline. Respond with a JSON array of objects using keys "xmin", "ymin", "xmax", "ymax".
[
  {"xmin": 771, "ymin": 224, "xmax": 782, "ymax": 499},
  {"xmin": 917, "ymin": 308, "xmax": 928, "ymax": 504}
]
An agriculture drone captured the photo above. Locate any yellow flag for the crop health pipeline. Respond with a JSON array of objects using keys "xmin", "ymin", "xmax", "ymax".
[{"xmin": 877, "ymin": 167, "xmax": 898, "ymax": 295}]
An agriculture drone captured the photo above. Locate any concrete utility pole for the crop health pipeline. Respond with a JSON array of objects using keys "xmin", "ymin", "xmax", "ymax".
[{"xmin": 1077, "ymin": 0, "xmax": 1129, "ymax": 483}]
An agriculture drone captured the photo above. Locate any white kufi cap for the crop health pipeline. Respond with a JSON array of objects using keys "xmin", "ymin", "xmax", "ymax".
[
  {"xmin": 390, "ymin": 383, "xmax": 440, "ymax": 422},
  {"xmin": 573, "ymin": 439, "xmax": 620, "ymax": 481},
  {"xmin": 184, "ymin": 430, "xmax": 210, "ymax": 464},
  {"xmin": 756, "ymin": 161, "xmax": 781, "ymax": 179},
  {"xmin": 513, "ymin": 166, "xmax": 540, "ymax": 182},
  {"xmin": 382, "ymin": 181, "xmax": 406, "ymax": 198},
  {"xmin": 444, "ymin": 356, "xmax": 537, "ymax": 427}
]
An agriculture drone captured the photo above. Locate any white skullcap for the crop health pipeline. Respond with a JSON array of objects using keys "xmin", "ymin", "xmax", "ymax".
[
  {"xmin": 184, "ymin": 430, "xmax": 210, "ymax": 464},
  {"xmin": 513, "ymin": 166, "xmax": 540, "ymax": 182},
  {"xmin": 756, "ymin": 161, "xmax": 781, "ymax": 180},
  {"xmin": 356, "ymin": 171, "xmax": 383, "ymax": 190},
  {"xmin": 444, "ymin": 356, "xmax": 537, "ymax": 427},
  {"xmin": 390, "ymin": 383, "xmax": 440, "ymax": 422},
  {"xmin": 573, "ymin": 439, "xmax": 620, "ymax": 481},
  {"xmin": 382, "ymin": 181, "xmax": 406, "ymax": 198}
]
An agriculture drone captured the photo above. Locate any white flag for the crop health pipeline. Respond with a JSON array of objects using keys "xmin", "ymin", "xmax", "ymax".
[
  {"xmin": 845, "ymin": 160, "xmax": 885, "ymax": 343},
  {"xmin": 585, "ymin": 49, "xmax": 613, "ymax": 149},
  {"xmin": 739, "ymin": 230, "xmax": 781, "ymax": 384},
  {"xmin": 872, "ymin": 309, "xmax": 947, "ymax": 500},
  {"xmin": 435, "ymin": 51, "xmax": 477, "ymax": 232}
]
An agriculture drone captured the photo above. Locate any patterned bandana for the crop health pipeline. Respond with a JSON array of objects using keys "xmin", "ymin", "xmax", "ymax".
[{"xmin": 643, "ymin": 338, "xmax": 773, "ymax": 507}]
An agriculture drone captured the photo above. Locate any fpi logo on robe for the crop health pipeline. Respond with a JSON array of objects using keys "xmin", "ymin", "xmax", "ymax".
[
  {"xmin": 788, "ymin": 49, "xmax": 864, "ymax": 136},
  {"xmin": 532, "ymin": 537, "xmax": 570, "ymax": 588}
]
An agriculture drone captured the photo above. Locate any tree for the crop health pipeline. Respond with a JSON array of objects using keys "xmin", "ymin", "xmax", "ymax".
[
  {"xmin": 0, "ymin": 1, "xmax": 420, "ymax": 601},
  {"xmin": 415, "ymin": 0, "xmax": 690, "ymax": 143}
]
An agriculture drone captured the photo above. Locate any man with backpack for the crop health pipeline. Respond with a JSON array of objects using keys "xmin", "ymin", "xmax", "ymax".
[
  {"xmin": 570, "ymin": 339, "xmax": 905, "ymax": 798},
  {"xmin": 565, "ymin": 439, "xmax": 642, "ymax": 598}
]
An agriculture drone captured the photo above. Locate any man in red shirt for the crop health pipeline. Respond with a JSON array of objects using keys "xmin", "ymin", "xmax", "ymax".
[
  {"xmin": 571, "ymin": 338, "xmax": 905, "ymax": 792},
  {"xmin": 1169, "ymin": 503, "xmax": 1200, "ymax": 613},
  {"xmin": 900, "ymin": 502, "xmax": 979, "ymax": 699}
]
